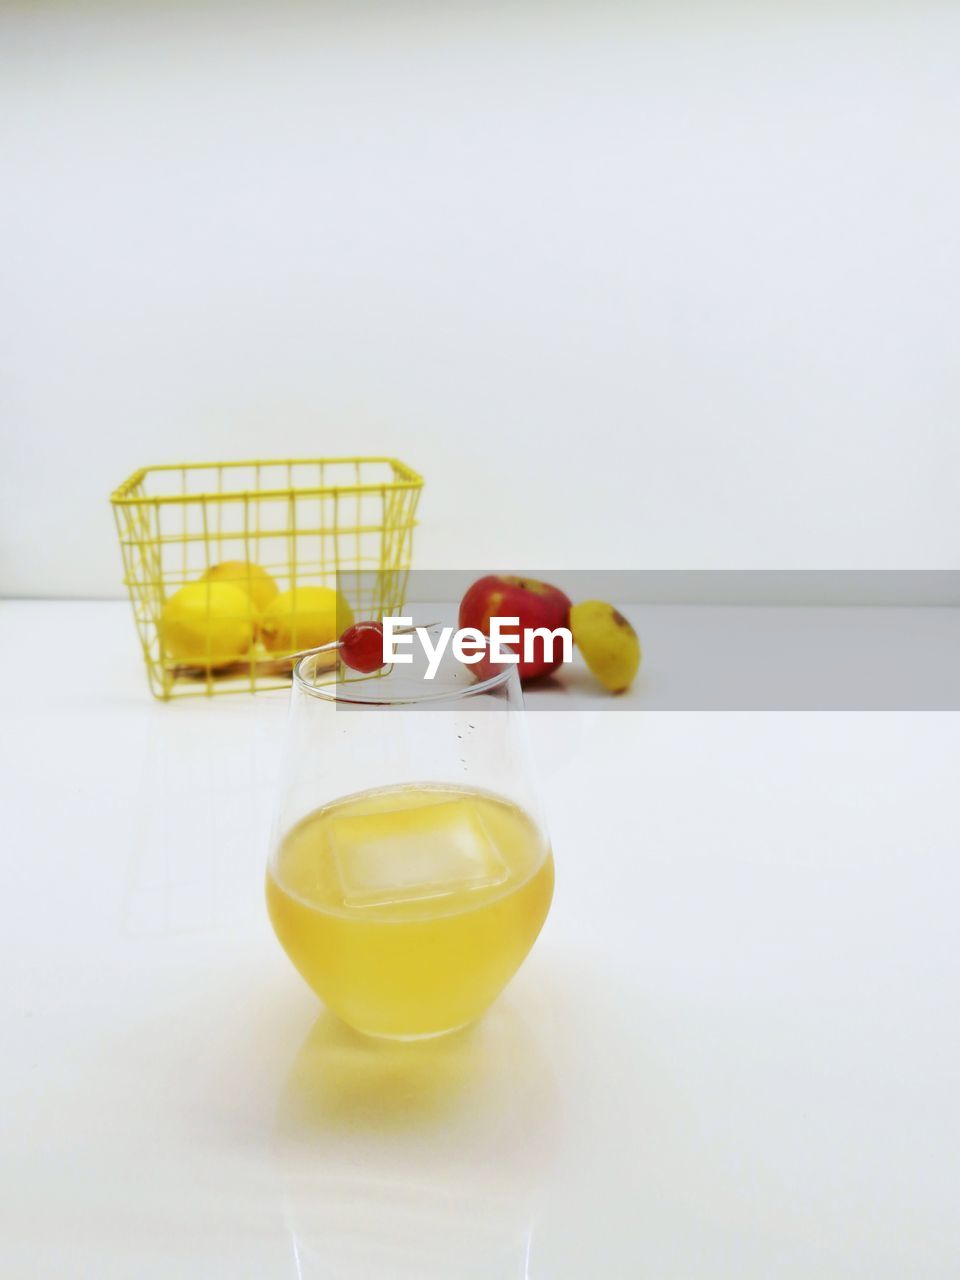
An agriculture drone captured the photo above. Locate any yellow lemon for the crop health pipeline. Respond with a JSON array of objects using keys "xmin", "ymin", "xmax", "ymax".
[
  {"xmin": 160, "ymin": 582, "xmax": 254, "ymax": 668},
  {"xmin": 569, "ymin": 601, "xmax": 641, "ymax": 694},
  {"xmin": 201, "ymin": 560, "xmax": 279, "ymax": 614},
  {"xmin": 260, "ymin": 586, "xmax": 355, "ymax": 655}
]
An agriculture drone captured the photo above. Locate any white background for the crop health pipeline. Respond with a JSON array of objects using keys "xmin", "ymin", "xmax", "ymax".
[
  {"xmin": 2, "ymin": 601, "xmax": 959, "ymax": 1277},
  {"xmin": 3, "ymin": 10, "xmax": 959, "ymax": 1274},
  {"xmin": 2, "ymin": 1, "xmax": 959, "ymax": 598}
]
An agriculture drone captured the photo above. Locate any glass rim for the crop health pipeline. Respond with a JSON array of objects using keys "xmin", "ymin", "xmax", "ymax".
[{"xmin": 291, "ymin": 653, "xmax": 518, "ymax": 705}]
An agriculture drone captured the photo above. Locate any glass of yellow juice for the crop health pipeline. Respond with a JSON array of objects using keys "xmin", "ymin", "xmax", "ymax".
[{"xmin": 266, "ymin": 637, "xmax": 554, "ymax": 1040}]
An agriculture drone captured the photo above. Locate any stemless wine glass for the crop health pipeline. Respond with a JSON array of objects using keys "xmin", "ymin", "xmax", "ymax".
[{"xmin": 266, "ymin": 639, "xmax": 554, "ymax": 1040}]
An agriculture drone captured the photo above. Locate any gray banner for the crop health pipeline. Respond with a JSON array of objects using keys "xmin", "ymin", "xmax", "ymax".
[{"xmin": 377, "ymin": 571, "xmax": 960, "ymax": 710}]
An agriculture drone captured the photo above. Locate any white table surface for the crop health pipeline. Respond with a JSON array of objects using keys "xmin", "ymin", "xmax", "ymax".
[{"xmin": 1, "ymin": 600, "xmax": 958, "ymax": 1278}]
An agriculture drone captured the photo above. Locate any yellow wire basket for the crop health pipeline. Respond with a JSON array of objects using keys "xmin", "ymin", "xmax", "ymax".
[{"xmin": 111, "ymin": 457, "xmax": 423, "ymax": 700}]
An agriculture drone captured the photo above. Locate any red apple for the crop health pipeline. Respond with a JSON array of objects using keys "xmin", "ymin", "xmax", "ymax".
[
  {"xmin": 458, "ymin": 575, "xmax": 572, "ymax": 683},
  {"xmin": 466, "ymin": 635, "xmax": 516, "ymax": 684}
]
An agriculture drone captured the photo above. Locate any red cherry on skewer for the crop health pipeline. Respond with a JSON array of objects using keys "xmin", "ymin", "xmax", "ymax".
[{"xmin": 339, "ymin": 620, "xmax": 385, "ymax": 673}]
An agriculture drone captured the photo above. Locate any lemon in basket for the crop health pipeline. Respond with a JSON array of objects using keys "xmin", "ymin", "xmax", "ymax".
[
  {"xmin": 160, "ymin": 582, "xmax": 254, "ymax": 668},
  {"xmin": 260, "ymin": 586, "xmax": 354, "ymax": 655},
  {"xmin": 202, "ymin": 560, "xmax": 279, "ymax": 615}
]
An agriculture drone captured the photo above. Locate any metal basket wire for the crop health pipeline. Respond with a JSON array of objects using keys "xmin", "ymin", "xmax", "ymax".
[{"xmin": 111, "ymin": 458, "xmax": 423, "ymax": 700}]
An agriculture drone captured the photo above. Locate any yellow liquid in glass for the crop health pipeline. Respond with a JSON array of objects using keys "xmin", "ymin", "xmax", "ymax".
[{"xmin": 267, "ymin": 784, "xmax": 554, "ymax": 1039}]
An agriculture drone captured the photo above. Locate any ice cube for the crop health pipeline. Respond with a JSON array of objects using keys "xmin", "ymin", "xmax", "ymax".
[{"xmin": 330, "ymin": 798, "xmax": 509, "ymax": 908}]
